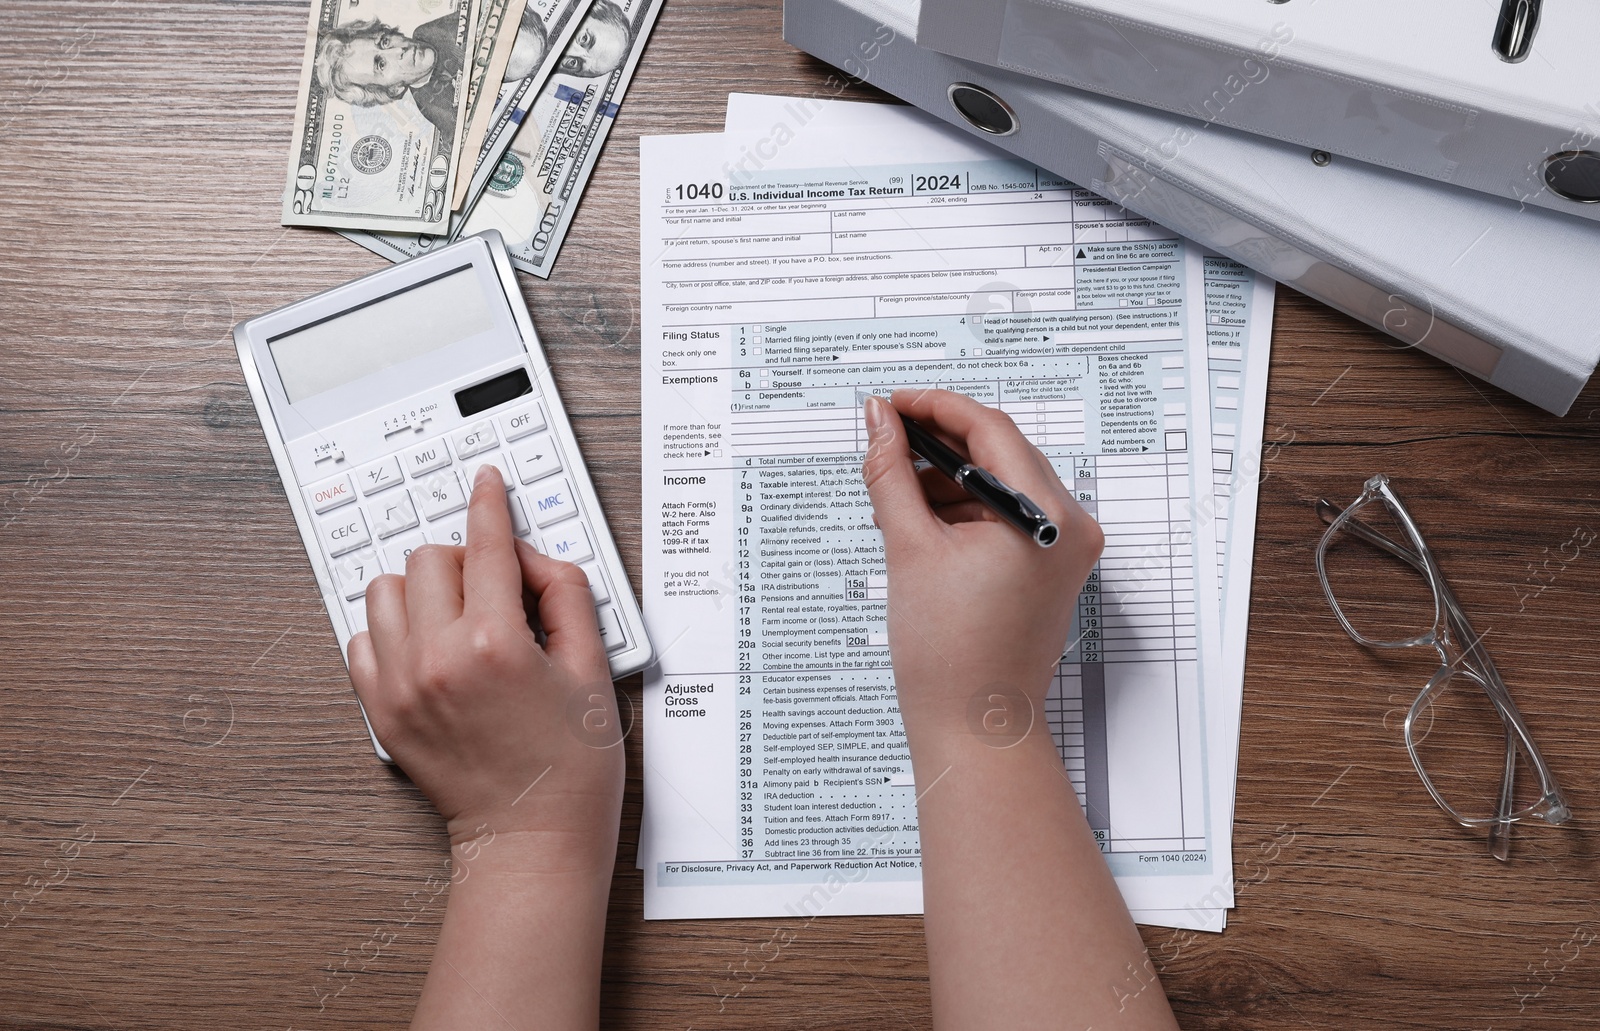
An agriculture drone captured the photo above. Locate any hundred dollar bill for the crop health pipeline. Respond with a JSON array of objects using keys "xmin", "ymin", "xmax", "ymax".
[
  {"xmin": 450, "ymin": 0, "xmax": 597, "ymax": 220},
  {"xmin": 343, "ymin": 0, "xmax": 657, "ymax": 275},
  {"xmin": 452, "ymin": 0, "xmax": 530, "ymax": 210},
  {"xmin": 462, "ymin": 0, "xmax": 665, "ymax": 277},
  {"xmin": 282, "ymin": 0, "xmax": 480, "ymax": 233}
]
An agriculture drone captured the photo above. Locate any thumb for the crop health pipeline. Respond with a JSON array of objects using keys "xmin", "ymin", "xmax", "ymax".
[{"xmin": 861, "ymin": 394, "xmax": 940, "ymax": 547}]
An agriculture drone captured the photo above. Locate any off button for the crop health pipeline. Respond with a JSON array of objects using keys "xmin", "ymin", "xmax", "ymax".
[{"xmin": 499, "ymin": 402, "xmax": 547, "ymax": 442}]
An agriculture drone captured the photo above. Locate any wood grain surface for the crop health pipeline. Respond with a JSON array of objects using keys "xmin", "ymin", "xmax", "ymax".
[{"xmin": 4, "ymin": 0, "xmax": 1600, "ymax": 1027}]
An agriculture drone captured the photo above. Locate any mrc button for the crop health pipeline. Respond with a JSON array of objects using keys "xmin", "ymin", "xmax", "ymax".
[{"xmin": 528, "ymin": 477, "xmax": 578, "ymax": 527}]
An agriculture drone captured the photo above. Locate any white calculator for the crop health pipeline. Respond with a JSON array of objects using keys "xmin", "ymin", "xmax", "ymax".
[{"xmin": 234, "ymin": 231, "xmax": 652, "ymax": 759}]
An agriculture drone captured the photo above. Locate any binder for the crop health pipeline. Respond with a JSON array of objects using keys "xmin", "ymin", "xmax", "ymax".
[
  {"xmin": 914, "ymin": 0, "xmax": 1600, "ymax": 223},
  {"xmin": 782, "ymin": 0, "xmax": 1600, "ymax": 415}
]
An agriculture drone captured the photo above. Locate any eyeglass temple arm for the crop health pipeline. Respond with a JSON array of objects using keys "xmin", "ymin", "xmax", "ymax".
[{"xmin": 1490, "ymin": 735, "xmax": 1516, "ymax": 861}]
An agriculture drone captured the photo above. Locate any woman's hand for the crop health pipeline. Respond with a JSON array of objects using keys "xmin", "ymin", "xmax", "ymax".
[
  {"xmin": 861, "ymin": 389, "xmax": 1103, "ymax": 745},
  {"xmin": 347, "ymin": 465, "xmax": 624, "ymax": 1030},
  {"xmin": 347, "ymin": 464, "xmax": 622, "ymax": 866}
]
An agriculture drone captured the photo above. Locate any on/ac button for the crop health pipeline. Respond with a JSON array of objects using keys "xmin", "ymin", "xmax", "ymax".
[{"xmin": 307, "ymin": 473, "xmax": 356, "ymax": 514}]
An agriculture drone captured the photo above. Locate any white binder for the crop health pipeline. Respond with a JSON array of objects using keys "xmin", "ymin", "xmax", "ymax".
[
  {"xmin": 782, "ymin": 0, "xmax": 1600, "ymax": 415},
  {"xmin": 914, "ymin": 0, "xmax": 1600, "ymax": 223}
]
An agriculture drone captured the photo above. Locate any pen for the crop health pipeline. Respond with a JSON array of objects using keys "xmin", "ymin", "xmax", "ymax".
[{"xmin": 888, "ymin": 404, "xmax": 1060, "ymax": 548}]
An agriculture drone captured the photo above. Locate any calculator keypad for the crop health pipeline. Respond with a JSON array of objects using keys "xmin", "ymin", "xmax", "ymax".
[{"xmin": 306, "ymin": 399, "xmax": 626, "ymax": 653}]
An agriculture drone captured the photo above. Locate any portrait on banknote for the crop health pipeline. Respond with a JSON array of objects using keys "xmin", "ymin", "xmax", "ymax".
[
  {"xmin": 502, "ymin": 3, "xmax": 552, "ymax": 83},
  {"xmin": 313, "ymin": 16, "xmax": 469, "ymax": 141},
  {"xmin": 556, "ymin": 0, "xmax": 634, "ymax": 78}
]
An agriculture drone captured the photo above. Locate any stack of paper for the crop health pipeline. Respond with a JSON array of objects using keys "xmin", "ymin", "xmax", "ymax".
[{"xmin": 635, "ymin": 95, "xmax": 1272, "ymax": 931}]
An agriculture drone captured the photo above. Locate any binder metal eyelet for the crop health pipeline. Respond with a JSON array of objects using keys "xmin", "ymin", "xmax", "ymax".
[
  {"xmin": 947, "ymin": 83, "xmax": 1019, "ymax": 136},
  {"xmin": 1543, "ymin": 151, "xmax": 1600, "ymax": 204}
]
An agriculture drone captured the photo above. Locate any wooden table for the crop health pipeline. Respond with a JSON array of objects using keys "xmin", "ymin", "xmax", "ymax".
[{"xmin": 4, "ymin": 0, "xmax": 1599, "ymax": 1026}]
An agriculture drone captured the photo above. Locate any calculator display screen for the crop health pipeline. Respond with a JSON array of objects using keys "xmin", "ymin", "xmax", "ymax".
[{"xmin": 267, "ymin": 265, "xmax": 496, "ymax": 405}]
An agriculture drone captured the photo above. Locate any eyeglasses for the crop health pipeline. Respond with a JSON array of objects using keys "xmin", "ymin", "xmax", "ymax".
[{"xmin": 1315, "ymin": 474, "xmax": 1570, "ymax": 860}]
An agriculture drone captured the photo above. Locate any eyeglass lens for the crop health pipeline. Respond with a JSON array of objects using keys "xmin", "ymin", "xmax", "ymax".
[
  {"xmin": 1321, "ymin": 496, "xmax": 1437, "ymax": 646},
  {"xmin": 1410, "ymin": 669, "xmax": 1547, "ymax": 823}
]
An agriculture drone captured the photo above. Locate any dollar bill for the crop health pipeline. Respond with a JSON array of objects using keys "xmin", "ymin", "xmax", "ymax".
[
  {"xmin": 282, "ymin": 0, "xmax": 481, "ymax": 233},
  {"xmin": 344, "ymin": 0, "xmax": 661, "ymax": 276},
  {"xmin": 450, "ymin": 0, "xmax": 598, "ymax": 219},
  {"xmin": 452, "ymin": 0, "xmax": 530, "ymax": 210}
]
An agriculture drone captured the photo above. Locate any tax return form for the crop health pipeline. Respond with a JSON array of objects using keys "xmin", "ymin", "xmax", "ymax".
[
  {"xmin": 714, "ymin": 96, "xmax": 1277, "ymax": 933},
  {"xmin": 637, "ymin": 102, "xmax": 1270, "ymax": 923}
]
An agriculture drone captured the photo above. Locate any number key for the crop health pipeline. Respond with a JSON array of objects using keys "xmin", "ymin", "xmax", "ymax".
[
  {"xmin": 430, "ymin": 512, "xmax": 469, "ymax": 548},
  {"xmin": 332, "ymin": 549, "xmax": 379, "ymax": 600},
  {"xmin": 382, "ymin": 530, "xmax": 426, "ymax": 571}
]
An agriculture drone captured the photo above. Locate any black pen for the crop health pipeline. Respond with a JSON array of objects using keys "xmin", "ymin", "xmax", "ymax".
[{"xmin": 887, "ymin": 404, "xmax": 1060, "ymax": 548}]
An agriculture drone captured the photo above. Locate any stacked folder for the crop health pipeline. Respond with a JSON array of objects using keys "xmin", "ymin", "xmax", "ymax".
[{"xmin": 784, "ymin": 0, "xmax": 1600, "ymax": 415}]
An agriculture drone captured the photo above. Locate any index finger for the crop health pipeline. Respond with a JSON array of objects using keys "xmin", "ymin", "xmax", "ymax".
[
  {"xmin": 461, "ymin": 464, "xmax": 526, "ymax": 620},
  {"xmin": 889, "ymin": 388, "xmax": 1070, "ymax": 508}
]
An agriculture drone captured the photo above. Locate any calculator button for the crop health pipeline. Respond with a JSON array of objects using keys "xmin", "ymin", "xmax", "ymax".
[
  {"xmin": 356, "ymin": 456, "xmax": 404, "ymax": 496},
  {"xmin": 528, "ymin": 478, "xmax": 578, "ymax": 527},
  {"xmin": 596, "ymin": 606, "xmax": 627, "ymax": 653},
  {"xmin": 508, "ymin": 495, "xmax": 534, "ymax": 538},
  {"xmin": 332, "ymin": 548, "xmax": 379, "ymax": 601},
  {"xmin": 468, "ymin": 453, "xmax": 516, "ymax": 492},
  {"xmin": 451, "ymin": 421, "xmax": 498, "ymax": 459},
  {"xmin": 510, "ymin": 434, "xmax": 563, "ymax": 484},
  {"xmin": 541, "ymin": 520, "xmax": 593, "ymax": 563},
  {"xmin": 579, "ymin": 562, "xmax": 610, "ymax": 604},
  {"xmin": 382, "ymin": 530, "xmax": 427, "ymax": 571},
  {"xmin": 372, "ymin": 489, "xmax": 420, "ymax": 538},
  {"xmin": 307, "ymin": 473, "xmax": 357, "ymax": 514},
  {"xmin": 345, "ymin": 603, "xmax": 368, "ymax": 635},
  {"xmin": 499, "ymin": 403, "xmax": 546, "ymax": 441},
  {"xmin": 430, "ymin": 512, "xmax": 469, "ymax": 549},
  {"xmin": 403, "ymin": 437, "xmax": 451, "ymax": 477},
  {"xmin": 320, "ymin": 508, "xmax": 371, "ymax": 557},
  {"xmin": 415, "ymin": 470, "xmax": 468, "ymax": 520}
]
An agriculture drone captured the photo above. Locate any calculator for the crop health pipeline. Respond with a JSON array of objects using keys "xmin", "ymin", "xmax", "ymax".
[{"xmin": 234, "ymin": 231, "xmax": 653, "ymax": 760}]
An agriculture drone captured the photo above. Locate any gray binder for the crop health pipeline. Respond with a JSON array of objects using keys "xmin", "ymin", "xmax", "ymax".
[
  {"xmin": 914, "ymin": 0, "xmax": 1600, "ymax": 223},
  {"xmin": 783, "ymin": 0, "xmax": 1600, "ymax": 415}
]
